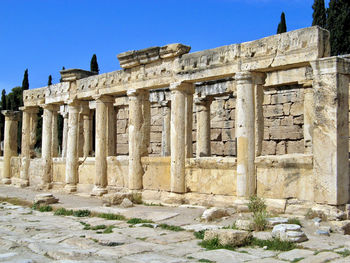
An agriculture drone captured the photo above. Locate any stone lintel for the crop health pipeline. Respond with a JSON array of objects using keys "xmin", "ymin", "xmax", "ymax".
[
  {"xmin": 1, "ymin": 110, "xmax": 21, "ymax": 120},
  {"xmin": 311, "ymin": 56, "xmax": 350, "ymax": 75},
  {"xmin": 118, "ymin": 43, "xmax": 191, "ymax": 69},
  {"xmin": 169, "ymin": 82, "xmax": 194, "ymax": 93},
  {"xmin": 40, "ymin": 104, "xmax": 60, "ymax": 111},
  {"xmin": 93, "ymin": 95, "xmax": 115, "ymax": 103},
  {"xmin": 60, "ymin": 69, "xmax": 97, "ymax": 82},
  {"xmin": 19, "ymin": 106, "xmax": 39, "ymax": 114}
]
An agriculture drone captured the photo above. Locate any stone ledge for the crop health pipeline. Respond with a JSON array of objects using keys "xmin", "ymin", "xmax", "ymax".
[{"xmin": 255, "ymin": 153, "xmax": 313, "ymax": 168}]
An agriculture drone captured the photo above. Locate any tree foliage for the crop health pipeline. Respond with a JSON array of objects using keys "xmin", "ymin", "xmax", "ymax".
[
  {"xmin": 48, "ymin": 75, "xmax": 52, "ymax": 86},
  {"xmin": 277, "ymin": 12, "xmax": 287, "ymax": 34},
  {"xmin": 90, "ymin": 54, "xmax": 99, "ymax": 73},
  {"xmin": 312, "ymin": 0, "xmax": 327, "ymax": 28},
  {"xmin": 22, "ymin": 69, "xmax": 29, "ymax": 90}
]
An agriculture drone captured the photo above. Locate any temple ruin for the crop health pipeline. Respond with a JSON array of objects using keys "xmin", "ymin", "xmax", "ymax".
[{"xmin": 2, "ymin": 26, "xmax": 350, "ymax": 209}]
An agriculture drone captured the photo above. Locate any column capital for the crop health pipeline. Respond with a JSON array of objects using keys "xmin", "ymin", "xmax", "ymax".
[
  {"xmin": 235, "ymin": 71, "xmax": 253, "ymax": 83},
  {"xmin": 1, "ymin": 110, "xmax": 21, "ymax": 120},
  {"xmin": 194, "ymin": 96, "xmax": 213, "ymax": 106},
  {"xmin": 93, "ymin": 95, "xmax": 115, "ymax": 103},
  {"xmin": 40, "ymin": 104, "xmax": 60, "ymax": 111},
  {"xmin": 19, "ymin": 106, "xmax": 39, "ymax": 114},
  {"xmin": 127, "ymin": 89, "xmax": 149, "ymax": 97},
  {"xmin": 169, "ymin": 82, "xmax": 194, "ymax": 93},
  {"xmin": 160, "ymin": 100, "xmax": 170, "ymax": 107}
]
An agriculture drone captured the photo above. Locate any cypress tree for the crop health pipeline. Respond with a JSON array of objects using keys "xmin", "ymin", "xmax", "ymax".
[
  {"xmin": 90, "ymin": 54, "xmax": 99, "ymax": 73},
  {"xmin": 277, "ymin": 12, "xmax": 287, "ymax": 34},
  {"xmin": 327, "ymin": 0, "xmax": 350, "ymax": 55},
  {"xmin": 48, "ymin": 75, "xmax": 52, "ymax": 86},
  {"xmin": 22, "ymin": 69, "xmax": 29, "ymax": 90},
  {"xmin": 1, "ymin": 90, "xmax": 7, "ymax": 110},
  {"xmin": 312, "ymin": 0, "xmax": 327, "ymax": 28}
]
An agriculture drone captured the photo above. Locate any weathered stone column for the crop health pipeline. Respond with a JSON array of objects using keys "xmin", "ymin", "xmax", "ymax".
[
  {"xmin": 29, "ymin": 109, "xmax": 38, "ymax": 157},
  {"xmin": 61, "ymin": 110, "xmax": 68, "ymax": 157},
  {"xmin": 254, "ymin": 74, "xmax": 265, "ymax": 157},
  {"xmin": 65, "ymin": 102, "xmax": 80, "ymax": 192},
  {"xmin": 128, "ymin": 90, "xmax": 150, "ymax": 190},
  {"xmin": 83, "ymin": 113, "xmax": 92, "ymax": 157},
  {"xmin": 51, "ymin": 109, "xmax": 59, "ymax": 157},
  {"xmin": 195, "ymin": 96, "xmax": 212, "ymax": 157},
  {"xmin": 41, "ymin": 105, "xmax": 58, "ymax": 187},
  {"xmin": 19, "ymin": 107, "xmax": 37, "ymax": 187},
  {"xmin": 235, "ymin": 72, "xmax": 255, "ymax": 198},
  {"xmin": 185, "ymin": 89, "xmax": 194, "ymax": 158},
  {"xmin": 303, "ymin": 88, "xmax": 314, "ymax": 154},
  {"xmin": 106, "ymin": 102, "xmax": 116, "ymax": 156},
  {"xmin": 160, "ymin": 101, "xmax": 171, "ymax": 156},
  {"xmin": 170, "ymin": 82, "xmax": 192, "ymax": 193},
  {"xmin": 311, "ymin": 57, "xmax": 350, "ymax": 205},
  {"xmin": 92, "ymin": 96, "xmax": 115, "ymax": 195},
  {"xmin": 1, "ymin": 111, "xmax": 20, "ymax": 184}
]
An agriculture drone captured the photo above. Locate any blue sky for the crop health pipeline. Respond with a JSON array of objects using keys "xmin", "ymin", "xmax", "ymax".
[{"xmin": 0, "ymin": 0, "xmax": 330, "ymax": 92}]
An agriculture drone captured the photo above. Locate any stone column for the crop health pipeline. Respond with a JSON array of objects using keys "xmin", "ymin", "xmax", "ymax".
[
  {"xmin": 254, "ymin": 74, "xmax": 265, "ymax": 157},
  {"xmin": 235, "ymin": 72, "xmax": 256, "ymax": 198},
  {"xmin": 83, "ymin": 113, "xmax": 92, "ymax": 158},
  {"xmin": 311, "ymin": 57, "xmax": 349, "ymax": 205},
  {"xmin": 92, "ymin": 96, "xmax": 115, "ymax": 195},
  {"xmin": 195, "ymin": 96, "xmax": 212, "ymax": 157},
  {"xmin": 1, "ymin": 111, "xmax": 20, "ymax": 184},
  {"xmin": 61, "ymin": 110, "xmax": 68, "ymax": 158},
  {"xmin": 170, "ymin": 82, "xmax": 193, "ymax": 193},
  {"xmin": 65, "ymin": 102, "xmax": 80, "ymax": 192},
  {"xmin": 29, "ymin": 109, "xmax": 38, "ymax": 158},
  {"xmin": 160, "ymin": 101, "xmax": 171, "ymax": 156},
  {"xmin": 185, "ymin": 89, "xmax": 194, "ymax": 158},
  {"xmin": 19, "ymin": 107, "xmax": 37, "ymax": 187},
  {"xmin": 51, "ymin": 109, "xmax": 59, "ymax": 157},
  {"xmin": 127, "ymin": 90, "xmax": 150, "ymax": 190},
  {"xmin": 303, "ymin": 88, "xmax": 314, "ymax": 154},
  {"xmin": 41, "ymin": 105, "xmax": 58, "ymax": 187},
  {"xmin": 106, "ymin": 102, "xmax": 116, "ymax": 156}
]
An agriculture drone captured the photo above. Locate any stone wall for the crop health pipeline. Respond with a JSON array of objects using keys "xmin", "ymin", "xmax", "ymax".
[{"xmin": 262, "ymin": 85, "xmax": 305, "ymax": 155}]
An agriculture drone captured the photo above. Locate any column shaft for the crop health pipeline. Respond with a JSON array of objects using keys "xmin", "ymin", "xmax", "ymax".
[
  {"xmin": 195, "ymin": 97, "xmax": 211, "ymax": 157},
  {"xmin": 65, "ymin": 103, "xmax": 79, "ymax": 192},
  {"xmin": 41, "ymin": 106, "xmax": 54, "ymax": 186},
  {"xmin": 51, "ymin": 110, "xmax": 59, "ymax": 157},
  {"xmin": 170, "ymin": 82, "xmax": 192, "ymax": 193},
  {"xmin": 303, "ymin": 88, "xmax": 314, "ymax": 154},
  {"xmin": 61, "ymin": 112, "xmax": 68, "ymax": 157},
  {"xmin": 1, "ymin": 111, "xmax": 20, "ymax": 184},
  {"xmin": 161, "ymin": 101, "xmax": 171, "ymax": 156},
  {"xmin": 128, "ymin": 90, "xmax": 150, "ymax": 190},
  {"xmin": 106, "ymin": 103, "xmax": 116, "ymax": 156},
  {"xmin": 83, "ymin": 113, "xmax": 92, "ymax": 157},
  {"xmin": 185, "ymin": 91, "xmax": 194, "ymax": 158},
  {"xmin": 236, "ymin": 72, "xmax": 256, "ymax": 197}
]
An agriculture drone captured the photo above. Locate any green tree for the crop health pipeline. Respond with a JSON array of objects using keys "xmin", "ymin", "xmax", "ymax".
[
  {"xmin": 6, "ymin": 87, "xmax": 22, "ymax": 111},
  {"xmin": 90, "ymin": 54, "xmax": 99, "ymax": 73},
  {"xmin": 277, "ymin": 12, "xmax": 287, "ymax": 34},
  {"xmin": 22, "ymin": 69, "xmax": 29, "ymax": 90},
  {"xmin": 312, "ymin": 0, "xmax": 327, "ymax": 28},
  {"xmin": 48, "ymin": 75, "xmax": 52, "ymax": 86},
  {"xmin": 1, "ymin": 90, "xmax": 7, "ymax": 111},
  {"xmin": 327, "ymin": 0, "xmax": 350, "ymax": 55},
  {"xmin": 60, "ymin": 67, "xmax": 65, "ymax": 82}
]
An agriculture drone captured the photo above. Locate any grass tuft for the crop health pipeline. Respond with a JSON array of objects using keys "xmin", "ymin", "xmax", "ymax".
[
  {"xmin": 250, "ymin": 238, "xmax": 296, "ymax": 251},
  {"xmin": 336, "ymin": 249, "xmax": 350, "ymax": 257},
  {"xmin": 97, "ymin": 213, "xmax": 125, "ymax": 221},
  {"xmin": 54, "ymin": 208, "xmax": 73, "ymax": 216},
  {"xmin": 127, "ymin": 218, "xmax": 154, "ymax": 224},
  {"xmin": 102, "ymin": 225, "xmax": 115, "ymax": 234},
  {"xmin": 198, "ymin": 259, "xmax": 216, "ymax": 263},
  {"xmin": 73, "ymin": 209, "xmax": 91, "ymax": 217},
  {"xmin": 248, "ymin": 196, "xmax": 266, "ymax": 214},
  {"xmin": 158, "ymin": 223, "xmax": 184, "ymax": 232},
  {"xmin": 194, "ymin": 230, "xmax": 205, "ymax": 240},
  {"xmin": 32, "ymin": 203, "xmax": 52, "ymax": 212}
]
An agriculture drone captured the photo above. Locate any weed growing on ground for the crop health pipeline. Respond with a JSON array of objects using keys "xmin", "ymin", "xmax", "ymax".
[
  {"xmin": 54, "ymin": 208, "xmax": 73, "ymax": 216},
  {"xmin": 291, "ymin": 258, "xmax": 304, "ymax": 263},
  {"xmin": 337, "ymin": 249, "xmax": 350, "ymax": 257},
  {"xmin": 32, "ymin": 203, "xmax": 53, "ymax": 212},
  {"xmin": 158, "ymin": 223, "xmax": 184, "ymax": 232},
  {"xmin": 194, "ymin": 230, "xmax": 205, "ymax": 240},
  {"xmin": 198, "ymin": 259, "xmax": 216, "ymax": 263},
  {"xmin": 248, "ymin": 196, "xmax": 266, "ymax": 214},
  {"xmin": 102, "ymin": 225, "xmax": 115, "ymax": 234},
  {"xmin": 97, "ymin": 213, "xmax": 125, "ymax": 221},
  {"xmin": 222, "ymin": 223, "xmax": 237, "ymax": 230},
  {"xmin": 136, "ymin": 237, "xmax": 147, "ymax": 241},
  {"xmin": 248, "ymin": 196, "xmax": 268, "ymax": 231},
  {"xmin": 288, "ymin": 218, "xmax": 302, "ymax": 226},
  {"xmin": 250, "ymin": 238, "xmax": 296, "ymax": 251},
  {"xmin": 127, "ymin": 218, "xmax": 154, "ymax": 224},
  {"xmin": 141, "ymin": 223, "xmax": 155, "ymax": 228},
  {"xmin": 199, "ymin": 237, "xmax": 236, "ymax": 251},
  {"xmin": 73, "ymin": 209, "xmax": 91, "ymax": 217}
]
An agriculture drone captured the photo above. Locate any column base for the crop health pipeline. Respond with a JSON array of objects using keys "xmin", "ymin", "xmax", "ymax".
[
  {"xmin": 18, "ymin": 179, "xmax": 29, "ymax": 188},
  {"xmin": 91, "ymin": 186, "xmax": 108, "ymax": 196},
  {"xmin": 37, "ymin": 183, "xmax": 52, "ymax": 190},
  {"xmin": 1, "ymin": 178, "xmax": 11, "ymax": 184},
  {"xmin": 64, "ymin": 184, "xmax": 77, "ymax": 193}
]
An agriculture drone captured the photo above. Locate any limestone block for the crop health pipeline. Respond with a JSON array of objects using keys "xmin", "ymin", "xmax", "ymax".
[
  {"xmin": 290, "ymin": 102, "xmax": 304, "ymax": 116},
  {"xmin": 287, "ymin": 140, "xmax": 304, "ymax": 154},
  {"xmin": 235, "ymin": 219, "xmax": 252, "ymax": 230},
  {"xmin": 311, "ymin": 204, "xmax": 346, "ymax": 221},
  {"xmin": 265, "ymin": 118, "xmax": 281, "ymax": 127},
  {"xmin": 263, "ymin": 128, "xmax": 270, "ymax": 140},
  {"xmin": 116, "ymin": 120, "xmax": 127, "ymax": 133},
  {"xmin": 267, "ymin": 217, "xmax": 289, "ymax": 227},
  {"xmin": 272, "ymin": 224, "xmax": 308, "ymax": 242},
  {"xmin": 225, "ymin": 98, "xmax": 236, "ymax": 109},
  {"xmin": 150, "ymin": 132, "xmax": 162, "ymax": 143},
  {"xmin": 34, "ymin": 193, "xmax": 59, "ymax": 205},
  {"xmin": 224, "ymin": 141, "xmax": 236, "ymax": 156},
  {"xmin": 102, "ymin": 192, "xmax": 133, "ymax": 205},
  {"xmin": 204, "ymin": 229, "xmax": 252, "ymax": 247},
  {"xmin": 223, "ymin": 121, "xmax": 234, "ymax": 129},
  {"xmin": 293, "ymin": 115, "xmax": 304, "ymax": 125},
  {"xmin": 116, "ymin": 144, "xmax": 128, "ymax": 155},
  {"xmin": 276, "ymin": 141, "xmax": 286, "ymax": 155},
  {"xmin": 264, "ymin": 105, "xmax": 284, "ymax": 117},
  {"xmin": 229, "ymin": 109, "xmax": 235, "ymax": 120},
  {"xmin": 117, "ymin": 134, "xmax": 128, "ymax": 144},
  {"xmin": 150, "ymin": 125, "xmax": 162, "ymax": 132},
  {"xmin": 120, "ymin": 198, "xmax": 133, "ymax": 208},
  {"xmin": 329, "ymin": 220, "xmax": 350, "ymax": 235},
  {"xmin": 265, "ymin": 198, "xmax": 287, "ymax": 214},
  {"xmin": 211, "ymin": 142, "xmax": 224, "ymax": 156},
  {"xmin": 142, "ymin": 157, "xmax": 171, "ymax": 191},
  {"xmin": 263, "ymin": 95, "xmax": 271, "ymax": 105},
  {"xmin": 210, "ymin": 129, "xmax": 222, "ymax": 141},
  {"xmin": 222, "ymin": 129, "xmax": 235, "ymax": 141},
  {"xmin": 252, "ymin": 231, "xmax": 273, "ymax": 240},
  {"xmin": 280, "ymin": 116, "xmax": 293, "ymax": 126},
  {"xmin": 201, "ymin": 207, "xmax": 229, "ymax": 222},
  {"xmin": 270, "ymin": 126, "xmax": 303, "ymax": 140},
  {"xmin": 211, "ymin": 121, "xmax": 223, "ymax": 129},
  {"xmin": 117, "ymin": 108, "xmax": 128, "ymax": 120},
  {"xmin": 262, "ymin": 141, "xmax": 276, "ymax": 155},
  {"xmin": 283, "ymin": 103, "xmax": 291, "ymax": 115},
  {"xmin": 271, "ymin": 93, "xmax": 296, "ymax": 104}
]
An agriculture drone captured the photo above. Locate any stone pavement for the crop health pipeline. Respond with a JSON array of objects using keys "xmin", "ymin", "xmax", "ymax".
[{"xmin": 1, "ymin": 185, "xmax": 350, "ymax": 262}]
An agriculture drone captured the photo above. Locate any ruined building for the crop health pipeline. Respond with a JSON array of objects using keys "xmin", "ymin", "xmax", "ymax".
[{"xmin": 1, "ymin": 26, "xmax": 350, "ymax": 209}]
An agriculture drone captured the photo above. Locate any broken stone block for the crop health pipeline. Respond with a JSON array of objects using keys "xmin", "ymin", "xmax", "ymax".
[
  {"xmin": 252, "ymin": 231, "xmax": 273, "ymax": 240},
  {"xmin": 329, "ymin": 220, "xmax": 350, "ymax": 235},
  {"xmin": 204, "ymin": 229, "xmax": 252, "ymax": 247},
  {"xmin": 235, "ymin": 219, "xmax": 252, "ymax": 230},
  {"xmin": 271, "ymin": 224, "xmax": 308, "ymax": 243},
  {"xmin": 102, "ymin": 192, "xmax": 133, "ymax": 205},
  {"xmin": 311, "ymin": 204, "xmax": 346, "ymax": 221},
  {"xmin": 120, "ymin": 198, "xmax": 133, "ymax": 208},
  {"xmin": 34, "ymin": 193, "xmax": 58, "ymax": 205},
  {"xmin": 266, "ymin": 217, "xmax": 289, "ymax": 227},
  {"xmin": 201, "ymin": 207, "xmax": 229, "ymax": 222}
]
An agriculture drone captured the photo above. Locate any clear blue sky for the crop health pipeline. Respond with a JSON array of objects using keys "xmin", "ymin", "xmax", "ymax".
[{"xmin": 0, "ymin": 0, "xmax": 330, "ymax": 92}]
